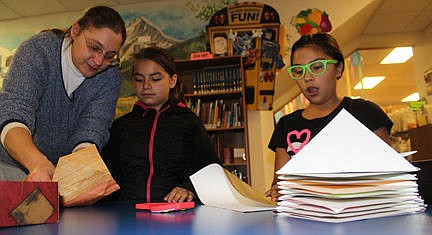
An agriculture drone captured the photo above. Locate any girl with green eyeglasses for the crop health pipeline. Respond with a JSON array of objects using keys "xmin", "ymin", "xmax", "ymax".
[{"xmin": 264, "ymin": 33, "xmax": 393, "ymax": 202}]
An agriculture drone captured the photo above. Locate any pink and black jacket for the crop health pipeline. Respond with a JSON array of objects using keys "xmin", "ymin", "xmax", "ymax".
[{"xmin": 101, "ymin": 100, "xmax": 220, "ymax": 203}]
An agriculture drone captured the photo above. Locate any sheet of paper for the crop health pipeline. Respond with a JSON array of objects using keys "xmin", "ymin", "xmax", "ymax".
[
  {"xmin": 190, "ymin": 163, "xmax": 276, "ymax": 212},
  {"xmin": 278, "ymin": 171, "xmax": 418, "ymax": 178},
  {"xmin": 279, "ymin": 187, "xmax": 419, "ymax": 199},
  {"xmin": 276, "ymin": 109, "xmax": 418, "ymax": 175},
  {"xmin": 278, "ymin": 208, "xmax": 424, "ymax": 223},
  {"xmin": 278, "ymin": 179, "xmax": 411, "ymax": 186},
  {"xmin": 277, "ymin": 204, "xmax": 425, "ymax": 223},
  {"xmin": 277, "ymin": 173, "xmax": 417, "ymax": 183},
  {"xmin": 277, "ymin": 195, "xmax": 422, "ymax": 214},
  {"xmin": 277, "ymin": 180, "xmax": 418, "ymax": 194},
  {"xmin": 277, "ymin": 201, "xmax": 424, "ymax": 217},
  {"xmin": 52, "ymin": 145, "xmax": 119, "ymax": 207}
]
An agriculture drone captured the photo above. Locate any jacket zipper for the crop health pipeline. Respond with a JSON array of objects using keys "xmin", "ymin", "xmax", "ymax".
[{"xmin": 146, "ymin": 105, "xmax": 170, "ymax": 202}]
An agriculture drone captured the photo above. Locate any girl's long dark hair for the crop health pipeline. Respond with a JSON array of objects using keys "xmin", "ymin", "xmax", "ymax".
[{"xmin": 133, "ymin": 46, "xmax": 185, "ymax": 104}]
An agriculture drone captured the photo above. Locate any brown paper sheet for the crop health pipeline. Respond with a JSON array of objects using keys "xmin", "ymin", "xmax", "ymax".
[
  {"xmin": 52, "ymin": 145, "xmax": 119, "ymax": 207},
  {"xmin": 223, "ymin": 168, "xmax": 276, "ymax": 206}
]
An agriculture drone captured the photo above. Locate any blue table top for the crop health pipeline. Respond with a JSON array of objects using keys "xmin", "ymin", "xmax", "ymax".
[{"xmin": 1, "ymin": 202, "xmax": 431, "ymax": 235}]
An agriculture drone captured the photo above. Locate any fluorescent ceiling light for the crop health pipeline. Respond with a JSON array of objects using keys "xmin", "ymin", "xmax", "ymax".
[
  {"xmin": 402, "ymin": 92, "xmax": 419, "ymax": 102},
  {"xmin": 354, "ymin": 76, "xmax": 385, "ymax": 90},
  {"xmin": 380, "ymin": 47, "xmax": 413, "ymax": 64}
]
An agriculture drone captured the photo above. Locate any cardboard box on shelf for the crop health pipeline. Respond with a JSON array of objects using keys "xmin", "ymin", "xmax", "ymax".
[{"xmin": 233, "ymin": 148, "xmax": 245, "ymax": 159}]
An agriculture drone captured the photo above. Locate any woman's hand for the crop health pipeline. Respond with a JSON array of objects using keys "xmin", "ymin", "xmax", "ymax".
[
  {"xmin": 4, "ymin": 126, "xmax": 55, "ymax": 182},
  {"xmin": 164, "ymin": 186, "xmax": 194, "ymax": 202},
  {"xmin": 24, "ymin": 160, "xmax": 55, "ymax": 182}
]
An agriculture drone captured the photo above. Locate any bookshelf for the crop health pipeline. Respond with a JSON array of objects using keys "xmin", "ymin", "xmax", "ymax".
[{"xmin": 175, "ymin": 56, "xmax": 250, "ymax": 184}]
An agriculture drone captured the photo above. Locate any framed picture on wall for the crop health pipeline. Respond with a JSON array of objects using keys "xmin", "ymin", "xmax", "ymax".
[
  {"xmin": 228, "ymin": 30, "xmax": 260, "ymax": 70},
  {"xmin": 212, "ymin": 32, "xmax": 228, "ymax": 57}
]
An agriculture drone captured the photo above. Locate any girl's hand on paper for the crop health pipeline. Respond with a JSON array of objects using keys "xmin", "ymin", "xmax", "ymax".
[
  {"xmin": 264, "ymin": 184, "xmax": 281, "ymax": 202},
  {"xmin": 164, "ymin": 186, "xmax": 194, "ymax": 202}
]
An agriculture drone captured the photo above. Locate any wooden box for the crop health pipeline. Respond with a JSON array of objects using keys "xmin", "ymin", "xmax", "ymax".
[
  {"xmin": 0, "ymin": 181, "xmax": 59, "ymax": 227},
  {"xmin": 408, "ymin": 124, "xmax": 432, "ymax": 161}
]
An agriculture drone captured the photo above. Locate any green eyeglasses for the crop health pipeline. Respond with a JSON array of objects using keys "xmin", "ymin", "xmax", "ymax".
[{"xmin": 287, "ymin": 59, "xmax": 338, "ymax": 80}]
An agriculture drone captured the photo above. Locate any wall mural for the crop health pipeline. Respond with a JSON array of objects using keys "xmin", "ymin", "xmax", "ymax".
[{"xmin": 0, "ymin": 0, "xmax": 238, "ymax": 117}]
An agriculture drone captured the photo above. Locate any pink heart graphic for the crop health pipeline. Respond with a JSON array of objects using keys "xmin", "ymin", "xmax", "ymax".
[{"xmin": 286, "ymin": 129, "xmax": 311, "ymax": 154}]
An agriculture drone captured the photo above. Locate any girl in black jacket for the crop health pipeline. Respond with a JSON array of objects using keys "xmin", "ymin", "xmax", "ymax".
[{"xmin": 102, "ymin": 47, "xmax": 220, "ymax": 203}]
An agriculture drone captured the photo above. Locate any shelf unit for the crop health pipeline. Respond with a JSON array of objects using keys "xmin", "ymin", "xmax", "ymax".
[{"xmin": 175, "ymin": 56, "xmax": 250, "ymax": 184}]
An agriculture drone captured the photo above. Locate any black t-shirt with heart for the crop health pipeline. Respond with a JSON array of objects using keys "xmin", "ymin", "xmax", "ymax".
[{"xmin": 268, "ymin": 97, "xmax": 393, "ymax": 156}]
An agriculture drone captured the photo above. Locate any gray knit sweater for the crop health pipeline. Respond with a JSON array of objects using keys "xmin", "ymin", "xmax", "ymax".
[{"xmin": 0, "ymin": 31, "xmax": 122, "ymax": 166}]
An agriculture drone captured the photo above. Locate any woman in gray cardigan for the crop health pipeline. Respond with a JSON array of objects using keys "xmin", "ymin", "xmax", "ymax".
[{"xmin": 0, "ymin": 6, "xmax": 126, "ymax": 181}]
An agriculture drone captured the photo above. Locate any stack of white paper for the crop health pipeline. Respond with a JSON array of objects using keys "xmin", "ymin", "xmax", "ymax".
[{"xmin": 275, "ymin": 109, "xmax": 426, "ymax": 223}]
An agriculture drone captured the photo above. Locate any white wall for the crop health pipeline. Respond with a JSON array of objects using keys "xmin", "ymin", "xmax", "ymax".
[{"xmin": 413, "ymin": 25, "xmax": 432, "ymax": 104}]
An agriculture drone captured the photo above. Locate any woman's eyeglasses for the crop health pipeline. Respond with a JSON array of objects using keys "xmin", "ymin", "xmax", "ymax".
[
  {"xmin": 287, "ymin": 59, "xmax": 338, "ymax": 80},
  {"xmin": 83, "ymin": 32, "xmax": 120, "ymax": 67}
]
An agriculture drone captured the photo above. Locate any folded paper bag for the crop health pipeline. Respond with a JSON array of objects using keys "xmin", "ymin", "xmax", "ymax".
[
  {"xmin": 0, "ymin": 181, "xmax": 59, "ymax": 227},
  {"xmin": 52, "ymin": 144, "xmax": 119, "ymax": 207}
]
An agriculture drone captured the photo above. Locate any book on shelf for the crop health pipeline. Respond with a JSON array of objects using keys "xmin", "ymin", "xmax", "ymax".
[
  {"xmin": 216, "ymin": 100, "xmax": 224, "ymax": 128},
  {"xmin": 195, "ymin": 98, "xmax": 201, "ymax": 117},
  {"xmin": 188, "ymin": 98, "xmax": 243, "ymax": 129},
  {"xmin": 207, "ymin": 102, "xmax": 214, "ymax": 128},
  {"xmin": 191, "ymin": 65, "xmax": 242, "ymax": 94},
  {"xmin": 222, "ymin": 102, "xmax": 229, "ymax": 128},
  {"xmin": 223, "ymin": 147, "xmax": 233, "ymax": 164}
]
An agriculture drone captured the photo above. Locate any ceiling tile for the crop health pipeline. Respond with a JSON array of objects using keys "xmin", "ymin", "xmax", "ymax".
[
  {"xmin": 1, "ymin": 0, "xmax": 66, "ymax": 16},
  {"xmin": 116, "ymin": 0, "xmax": 156, "ymax": 4},
  {"xmin": 0, "ymin": 2, "xmax": 21, "ymax": 21},
  {"xmin": 357, "ymin": 48, "xmax": 393, "ymax": 65},
  {"xmin": 58, "ymin": 0, "xmax": 120, "ymax": 11},
  {"xmin": 363, "ymin": 12, "xmax": 418, "ymax": 34},
  {"xmin": 404, "ymin": 10, "xmax": 432, "ymax": 32},
  {"xmin": 378, "ymin": 0, "xmax": 432, "ymax": 12}
]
